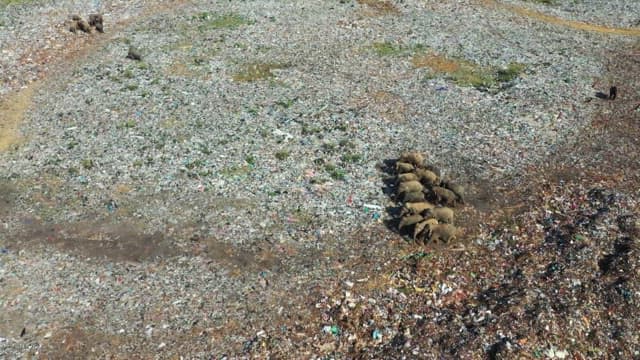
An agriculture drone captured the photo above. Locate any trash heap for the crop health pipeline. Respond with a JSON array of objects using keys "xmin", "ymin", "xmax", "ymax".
[{"xmin": 393, "ymin": 151, "xmax": 464, "ymax": 245}]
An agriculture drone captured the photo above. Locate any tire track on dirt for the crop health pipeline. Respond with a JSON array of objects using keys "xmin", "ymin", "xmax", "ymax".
[{"xmin": 487, "ymin": 0, "xmax": 640, "ymax": 36}]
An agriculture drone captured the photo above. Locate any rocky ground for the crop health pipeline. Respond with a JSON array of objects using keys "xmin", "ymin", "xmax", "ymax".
[{"xmin": 0, "ymin": 0, "xmax": 639, "ymax": 358}]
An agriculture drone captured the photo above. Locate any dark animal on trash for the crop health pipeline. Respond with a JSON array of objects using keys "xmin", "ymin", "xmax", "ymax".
[
  {"xmin": 71, "ymin": 14, "xmax": 81, "ymax": 21},
  {"xmin": 399, "ymin": 151, "xmax": 425, "ymax": 167},
  {"xmin": 442, "ymin": 181, "xmax": 464, "ymax": 203},
  {"xmin": 403, "ymin": 191, "xmax": 425, "ymax": 203},
  {"xmin": 89, "ymin": 14, "xmax": 102, "ymax": 27},
  {"xmin": 89, "ymin": 14, "xmax": 104, "ymax": 32},
  {"xmin": 77, "ymin": 19, "xmax": 91, "ymax": 33},
  {"xmin": 423, "ymin": 206, "xmax": 454, "ymax": 224},
  {"xmin": 609, "ymin": 86, "xmax": 617, "ymax": 100},
  {"xmin": 401, "ymin": 201, "xmax": 435, "ymax": 216},
  {"xmin": 431, "ymin": 186, "xmax": 459, "ymax": 206},
  {"xmin": 396, "ymin": 162, "xmax": 414, "ymax": 173},
  {"xmin": 127, "ymin": 46, "xmax": 142, "ymax": 61},
  {"xmin": 416, "ymin": 168, "xmax": 439, "ymax": 186},
  {"xmin": 426, "ymin": 223, "xmax": 457, "ymax": 244}
]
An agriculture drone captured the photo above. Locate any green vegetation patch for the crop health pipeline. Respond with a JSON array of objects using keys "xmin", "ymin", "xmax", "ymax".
[
  {"xmin": 274, "ymin": 150, "xmax": 290, "ymax": 161},
  {"xmin": 220, "ymin": 164, "xmax": 251, "ymax": 177},
  {"xmin": 117, "ymin": 119, "xmax": 137, "ymax": 129},
  {"xmin": 0, "ymin": 0, "xmax": 37, "ymax": 8},
  {"xmin": 341, "ymin": 153, "xmax": 362, "ymax": 163},
  {"xmin": 81, "ymin": 159, "xmax": 94, "ymax": 170},
  {"xmin": 373, "ymin": 42, "xmax": 404, "ymax": 56},
  {"xmin": 450, "ymin": 64, "xmax": 496, "ymax": 88},
  {"xmin": 275, "ymin": 98, "xmax": 296, "ymax": 108},
  {"xmin": 233, "ymin": 62, "xmax": 289, "ymax": 82},
  {"xmin": 302, "ymin": 124, "xmax": 323, "ymax": 135},
  {"xmin": 413, "ymin": 52, "xmax": 526, "ymax": 89},
  {"xmin": 372, "ymin": 42, "xmax": 427, "ymax": 57},
  {"xmin": 184, "ymin": 159, "xmax": 206, "ymax": 170},
  {"xmin": 245, "ymin": 155, "xmax": 256, "ymax": 166},
  {"xmin": 495, "ymin": 62, "xmax": 527, "ymax": 83},
  {"xmin": 324, "ymin": 163, "xmax": 346, "ymax": 181}
]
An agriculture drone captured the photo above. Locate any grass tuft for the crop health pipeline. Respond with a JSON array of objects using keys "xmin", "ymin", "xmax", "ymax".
[
  {"xmin": 275, "ymin": 150, "xmax": 290, "ymax": 161},
  {"xmin": 233, "ymin": 62, "xmax": 289, "ymax": 82},
  {"xmin": 341, "ymin": 153, "xmax": 362, "ymax": 163},
  {"xmin": 413, "ymin": 52, "xmax": 525, "ymax": 89},
  {"xmin": 372, "ymin": 42, "xmax": 427, "ymax": 57},
  {"xmin": 495, "ymin": 62, "xmax": 526, "ymax": 82},
  {"xmin": 373, "ymin": 42, "xmax": 404, "ymax": 56},
  {"xmin": 220, "ymin": 165, "xmax": 251, "ymax": 177},
  {"xmin": 0, "ymin": 0, "xmax": 36, "ymax": 8},
  {"xmin": 325, "ymin": 163, "xmax": 346, "ymax": 180},
  {"xmin": 81, "ymin": 159, "xmax": 94, "ymax": 170}
]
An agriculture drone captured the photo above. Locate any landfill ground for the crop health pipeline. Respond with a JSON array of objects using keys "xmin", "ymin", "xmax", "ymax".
[{"xmin": 0, "ymin": 0, "xmax": 639, "ymax": 358}]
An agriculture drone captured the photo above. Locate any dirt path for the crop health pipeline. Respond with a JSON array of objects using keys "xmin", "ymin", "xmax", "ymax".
[
  {"xmin": 0, "ymin": 82, "xmax": 38, "ymax": 151},
  {"xmin": 486, "ymin": 0, "xmax": 640, "ymax": 36}
]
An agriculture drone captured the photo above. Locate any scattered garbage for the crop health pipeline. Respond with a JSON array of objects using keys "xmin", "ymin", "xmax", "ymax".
[
  {"xmin": 322, "ymin": 325, "xmax": 340, "ymax": 336},
  {"xmin": 544, "ymin": 347, "xmax": 569, "ymax": 359},
  {"xmin": 363, "ymin": 203, "xmax": 383, "ymax": 220},
  {"xmin": 106, "ymin": 199, "xmax": 118, "ymax": 213}
]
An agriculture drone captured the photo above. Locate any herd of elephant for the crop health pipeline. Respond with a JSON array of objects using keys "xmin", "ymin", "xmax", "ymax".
[{"xmin": 392, "ymin": 151, "xmax": 464, "ymax": 245}]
